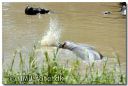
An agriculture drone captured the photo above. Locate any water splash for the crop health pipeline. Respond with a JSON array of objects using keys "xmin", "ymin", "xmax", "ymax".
[{"xmin": 41, "ymin": 17, "xmax": 61, "ymax": 47}]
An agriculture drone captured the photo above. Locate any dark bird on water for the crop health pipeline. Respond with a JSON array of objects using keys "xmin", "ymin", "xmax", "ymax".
[{"xmin": 25, "ymin": 6, "xmax": 50, "ymax": 15}]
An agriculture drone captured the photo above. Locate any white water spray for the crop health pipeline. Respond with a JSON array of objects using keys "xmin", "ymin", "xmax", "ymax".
[{"xmin": 41, "ymin": 17, "xmax": 61, "ymax": 47}]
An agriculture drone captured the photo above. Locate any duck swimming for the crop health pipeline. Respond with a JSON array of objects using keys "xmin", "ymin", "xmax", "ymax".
[
  {"xmin": 102, "ymin": 11, "xmax": 112, "ymax": 15},
  {"xmin": 25, "ymin": 6, "xmax": 50, "ymax": 15}
]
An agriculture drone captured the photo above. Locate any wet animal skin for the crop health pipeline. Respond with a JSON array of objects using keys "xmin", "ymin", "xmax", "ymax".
[{"xmin": 25, "ymin": 6, "xmax": 50, "ymax": 15}]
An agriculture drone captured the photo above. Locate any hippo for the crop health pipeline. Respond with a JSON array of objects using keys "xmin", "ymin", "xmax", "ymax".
[
  {"xmin": 121, "ymin": 5, "xmax": 126, "ymax": 16},
  {"xmin": 25, "ymin": 6, "xmax": 50, "ymax": 15},
  {"xmin": 119, "ymin": 2, "xmax": 126, "ymax": 7},
  {"xmin": 58, "ymin": 41, "xmax": 103, "ymax": 62}
]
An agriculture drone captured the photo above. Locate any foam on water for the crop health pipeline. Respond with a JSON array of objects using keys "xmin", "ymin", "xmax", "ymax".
[{"xmin": 41, "ymin": 17, "xmax": 61, "ymax": 47}]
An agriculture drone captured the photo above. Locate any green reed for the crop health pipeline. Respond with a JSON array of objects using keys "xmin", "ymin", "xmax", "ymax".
[{"xmin": 3, "ymin": 44, "xmax": 126, "ymax": 84}]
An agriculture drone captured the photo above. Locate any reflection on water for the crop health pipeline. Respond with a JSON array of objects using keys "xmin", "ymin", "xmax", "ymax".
[{"xmin": 2, "ymin": 3, "xmax": 126, "ymax": 70}]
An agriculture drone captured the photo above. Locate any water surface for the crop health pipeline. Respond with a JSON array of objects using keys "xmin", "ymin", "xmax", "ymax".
[{"xmin": 2, "ymin": 3, "xmax": 126, "ymax": 69}]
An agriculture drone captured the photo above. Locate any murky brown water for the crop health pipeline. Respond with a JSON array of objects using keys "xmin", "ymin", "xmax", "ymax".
[{"xmin": 2, "ymin": 2, "xmax": 126, "ymax": 67}]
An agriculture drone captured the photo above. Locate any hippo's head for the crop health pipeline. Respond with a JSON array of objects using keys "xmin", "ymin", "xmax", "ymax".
[
  {"xmin": 58, "ymin": 41, "xmax": 73, "ymax": 49},
  {"xmin": 58, "ymin": 42, "xmax": 66, "ymax": 48}
]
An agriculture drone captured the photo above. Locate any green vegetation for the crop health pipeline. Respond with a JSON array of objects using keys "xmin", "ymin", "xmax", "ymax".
[{"xmin": 3, "ymin": 44, "xmax": 126, "ymax": 84}]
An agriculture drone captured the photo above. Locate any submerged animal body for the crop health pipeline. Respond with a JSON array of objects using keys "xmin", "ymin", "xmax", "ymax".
[
  {"xmin": 58, "ymin": 41, "xmax": 103, "ymax": 61},
  {"xmin": 119, "ymin": 2, "xmax": 126, "ymax": 7},
  {"xmin": 25, "ymin": 6, "xmax": 50, "ymax": 15}
]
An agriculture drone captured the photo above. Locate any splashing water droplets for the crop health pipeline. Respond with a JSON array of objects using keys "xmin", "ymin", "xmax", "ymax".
[{"xmin": 41, "ymin": 17, "xmax": 61, "ymax": 47}]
